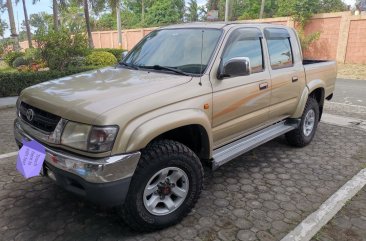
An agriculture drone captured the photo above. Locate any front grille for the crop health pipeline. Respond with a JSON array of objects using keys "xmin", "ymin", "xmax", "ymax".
[{"xmin": 19, "ymin": 102, "xmax": 61, "ymax": 132}]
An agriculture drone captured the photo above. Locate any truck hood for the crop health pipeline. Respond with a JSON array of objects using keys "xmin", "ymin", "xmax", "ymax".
[{"xmin": 21, "ymin": 67, "xmax": 192, "ymax": 124}]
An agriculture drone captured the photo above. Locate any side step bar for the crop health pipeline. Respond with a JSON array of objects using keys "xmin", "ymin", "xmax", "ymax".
[{"xmin": 212, "ymin": 120, "xmax": 298, "ymax": 170}]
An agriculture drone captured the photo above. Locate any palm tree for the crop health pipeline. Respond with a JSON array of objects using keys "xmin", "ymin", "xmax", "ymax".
[
  {"xmin": 83, "ymin": 0, "xmax": 93, "ymax": 48},
  {"xmin": 53, "ymin": 0, "xmax": 59, "ymax": 30},
  {"xmin": 260, "ymin": 0, "xmax": 265, "ymax": 18},
  {"xmin": 16, "ymin": 0, "xmax": 38, "ymax": 48},
  {"xmin": 1, "ymin": 0, "xmax": 20, "ymax": 50},
  {"xmin": 187, "ymin": 0, "xmax": 199, "ymax": 22}
]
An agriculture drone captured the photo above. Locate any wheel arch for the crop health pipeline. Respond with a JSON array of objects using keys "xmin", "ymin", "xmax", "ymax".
[{"xmin": 124, "ymin": 109, "xmax": 213, "ymax": 159}]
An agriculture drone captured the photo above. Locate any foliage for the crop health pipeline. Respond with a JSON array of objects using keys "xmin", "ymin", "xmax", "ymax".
[
  {"xmin": 66, "ymin": 56, "xmax": 87, "ymax": 67},
  {"xmin": 0, "ymin": 38, "xmax": 15, "ymax": 57},
  {"xmin": 0, "ymin": 18, "xmax": 8, "ymax": 38},
  {"xmin": 29, "ymin": 12, "xmax": 53, "ymax": 31},
  {"xmin": 145, "ymin": 0, "xmax": 185, "ymax": 26},
  {"xmin": 12, "ymin": 57, "xmax": 30, "ymax": 68},
  {"xmin": 35, "ymin": 28, "xmax": 88, "ymax": 70},
  {"xmin": 94, "ymin": 13, "xmax": 116, "ymax": 31},
  {"xmin": 277, "ymin": 0, "xmax": 319, "ymax": 27},
  {"xmin": 186, "ymin": 0, "xmax": 199, "ymax": 22},
  {"xmin": 24, "ymin": 48, "xmax": 42, "ymax": 63},
  {"xmin": 0, "ymin": 66, "xmax": 98, "ymax": 97},
  {"xmin": 4, "ymin": 51, "xmax": 25, "ymax": 66},
  {"xmin": 297, "ymin": 28, "xmax": 321, "ymax": 51},
  {"xmin": 86, "ymin": 51, "xmax": 117, "ymax": 66},
  {"xmin": 93, "ymin": 48, "xmax": 126, "ymax": 60},
  {"xmin": 277, "ymin": 0, "xmax": 347, "ymax": 27}
]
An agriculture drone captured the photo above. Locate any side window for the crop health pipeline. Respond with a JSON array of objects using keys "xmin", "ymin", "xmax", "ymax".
[
  {"xmin": 265, "ymin": 28, "xmax": 294, "ymax": 69},
  {"xmin": 222, "ymin": 28, "xmax": 264, "ymax": 74}
]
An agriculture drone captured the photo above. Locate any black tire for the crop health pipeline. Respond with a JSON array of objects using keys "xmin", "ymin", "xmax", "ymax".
[
  {"xmin": 285, "ymin": 97, "xmax": 320, "ymax": 147},
  {"xmin": 120, "ymin": 139, "xmax": 204, "ymax": 232}
]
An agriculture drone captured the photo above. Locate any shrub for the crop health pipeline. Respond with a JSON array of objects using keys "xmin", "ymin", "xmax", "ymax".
[
  {"xmin": 12, "ymin": 57, "xmax": 30, "ymax": 68},
  {"xmin": 4, "ymin": 51, "xmax": 24, "ymax": 66},
  {"xmin": 66, "ymin": 56, "xmax": 87, "ymax": 68},
  {"xmin": 24, "ymin": 48, "xmax": 42, "ymax": 64},
  {"xmin": 86, "ymin": 51, "xmax": 117, "ymax": 66},
  {"xmin": 0, "ymin": 66, "xmax": 98, "ymax": 97},
  {"xmin": 35, "ymin": 28, "xmax": 88, "ymax": 70},
  {"xmin": 93, "ymin": 48, "xmax": 126, "ymax": 60}
]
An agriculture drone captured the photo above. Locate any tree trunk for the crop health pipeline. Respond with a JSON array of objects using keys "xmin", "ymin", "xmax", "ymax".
[
  {"xmin": 52, "ymin": 0, "xmax": 59, "ymax": 30},
  {"xmin": 260, "ymin": 0, "xmax": 265, "ymax": 19},
  {"xmin": 6, "ymin": 0, "xmax": 20, "ymax": 50},
  {"xmin": 21, "ymin": 0, "xmax": 32, "ymax": 48},
  {"xmin": 83, "ymin": 0, "xmax": 94, "ymax": 48},
  {"xmin": 142, "ymin": 0, "xmax": 144, "ymax": 23}
]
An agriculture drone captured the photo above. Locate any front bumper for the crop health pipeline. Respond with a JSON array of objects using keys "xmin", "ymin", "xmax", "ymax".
[{"xmin": 14, "ymin": 118, "xmax": 141, "ymax": 206}]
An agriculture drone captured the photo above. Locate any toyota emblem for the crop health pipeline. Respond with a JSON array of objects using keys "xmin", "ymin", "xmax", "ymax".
[{"xmin": 26, "ymin": 109, "xmax": 34, "ymax": 122}]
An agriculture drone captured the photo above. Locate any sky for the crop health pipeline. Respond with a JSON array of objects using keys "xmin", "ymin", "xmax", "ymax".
[{"xmin": 1, "ymin": 0, "xmax": 357, "ymax": 38}]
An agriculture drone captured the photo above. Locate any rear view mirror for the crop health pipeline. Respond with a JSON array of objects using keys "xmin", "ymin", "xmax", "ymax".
[{"xmin": 218, "ymin": 57, "xmax": 251, "ymax": 79}]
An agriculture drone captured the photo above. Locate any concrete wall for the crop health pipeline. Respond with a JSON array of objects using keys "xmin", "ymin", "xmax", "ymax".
[
  {"xmin": 19, "ymin": 12, "xmax": 366, "ymax": 64},
  {"xmin": 247, "ymin": 12, "xmax": 366, "ymax": 64}
]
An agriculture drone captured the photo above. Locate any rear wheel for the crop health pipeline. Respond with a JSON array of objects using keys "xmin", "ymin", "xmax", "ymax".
[
  {"xmin": 286, "ymin": 97, "xmax": 319, "ymax": 147},
  {"xmin": 120, "ymin": 139, "xmax": 203, "ymax": 231}
]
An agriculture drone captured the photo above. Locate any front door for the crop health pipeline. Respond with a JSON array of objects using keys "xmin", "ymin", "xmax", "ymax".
[{"xmin": 211, "ymin": 27, "xmax": 271, "ymax": 148}]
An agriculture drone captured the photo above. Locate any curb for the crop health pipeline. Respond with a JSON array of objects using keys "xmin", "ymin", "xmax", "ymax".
[
  {"xmin": 0, "ymin": 103, "xmax": 16, "ymax": 110},
  {"xmin": 324, "ymin": 102, "xmax": 366, "ymax": 114}
]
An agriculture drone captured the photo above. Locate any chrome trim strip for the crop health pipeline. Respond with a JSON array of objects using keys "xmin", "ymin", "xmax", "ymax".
[{"xmin": 14, "ymin": 118, "xmax": 141, "ymax": 183}]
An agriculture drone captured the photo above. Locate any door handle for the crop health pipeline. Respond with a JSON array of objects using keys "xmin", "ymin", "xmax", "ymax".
[
  {"xmin": 292, "ymin": 76, "xmax": 299, "ymax": 82},
  {"xmin": 259, "ymin": 83, "xmax": 268, "ymax": 90}
]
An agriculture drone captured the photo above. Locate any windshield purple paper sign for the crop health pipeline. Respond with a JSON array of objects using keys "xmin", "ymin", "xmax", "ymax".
[{"xmin": 16, "ymin": 140, "xmax": 46, "ymax": 179}]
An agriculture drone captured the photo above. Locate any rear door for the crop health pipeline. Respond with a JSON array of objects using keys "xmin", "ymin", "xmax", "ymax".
[
  {"xmin": 263, "ymin": 28, "xmax": 306, "ymax": 122},
  {"xmin": 211, "ymin": 27, "xmax": 271, "ymax": 148}
]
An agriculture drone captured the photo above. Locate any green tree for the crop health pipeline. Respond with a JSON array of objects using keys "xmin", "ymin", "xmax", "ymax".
[
  {"xmin": 318, "ymin": 0, "xmax": 347, "ymax": 13},
  {"xmin": 94, "ymin": 13, "xmax": 116, "ymax": 30},
  {"xmin": 186, "ymin": 0, "xmax": 199, "ymax": 22},
  {"xmin": 29, "ymin": 12, "xmax": 53, "ymax": 31},
  {"xmin": 0, "ymin": 19, "xmax": 8, "ymax": 38},
  {"xmin": 145, "ymin": 0, "xmax": 184, "ymax": 26},
  {"xmin": 16, "ymin": 0, "xmax": 38, "ymax": 48},
  {"xmin": 0, "ymin": 0, "xmax": 20, "ymax": 49}
]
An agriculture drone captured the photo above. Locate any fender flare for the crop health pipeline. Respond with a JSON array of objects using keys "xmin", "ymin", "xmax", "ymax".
[
  {"xmin": 291, "ymin": 79, "xmax": 326, "ymax": 118},
  {"xmin": 124, "ymin": 109, "xmax": 213, "ymax": 157}
]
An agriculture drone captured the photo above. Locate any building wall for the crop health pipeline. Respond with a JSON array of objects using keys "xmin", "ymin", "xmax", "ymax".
[
  {"xmin": 346, "ymin": 19, "xmax": 366, "ymax": 64},
  {"xmin": 19, "ymin": 12, "xmax": 366, "ymax": 64}
]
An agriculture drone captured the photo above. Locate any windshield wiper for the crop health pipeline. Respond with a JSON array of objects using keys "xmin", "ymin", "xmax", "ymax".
[
  {"xmin": 142, "ymin": 65, "xmax": 191, "ymax": 76},
  {"xmin": 119, "ymin": 61, "xmax": 139, "ymax": 70}
]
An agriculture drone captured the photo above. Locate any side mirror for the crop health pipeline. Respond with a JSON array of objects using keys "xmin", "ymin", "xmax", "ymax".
[
  {"xmin": 121, "ymin": 51, "xmax": 128, "ymax": 60},
  {"xmin": 218, "ymin": 57, "xmax": 251, "ymax": 79}
]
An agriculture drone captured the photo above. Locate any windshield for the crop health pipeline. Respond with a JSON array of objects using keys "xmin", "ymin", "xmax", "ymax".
[{"xmin": 122, "ymin": 28, "xmax": 222, "ymax": 75}]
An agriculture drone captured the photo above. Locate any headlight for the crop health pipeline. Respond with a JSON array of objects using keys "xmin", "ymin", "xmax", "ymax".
[{"xmin": 61, "ymin": 121, "xmax": 118, "ymax": 152}]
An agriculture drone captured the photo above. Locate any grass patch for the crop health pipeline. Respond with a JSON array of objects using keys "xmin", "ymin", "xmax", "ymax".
[
  {"xmin": 337, "ymin": 64, "xmax": 366, "ymax": 80},
  {"xmin": 0, "ymin": 60, "xmax": 16, "ymax": 73}
]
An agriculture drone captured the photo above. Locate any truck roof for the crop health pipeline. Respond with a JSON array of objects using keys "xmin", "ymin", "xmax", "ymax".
[{"xmin": 160, "ymin": 22, "xmax": 291, "ymax": 30}]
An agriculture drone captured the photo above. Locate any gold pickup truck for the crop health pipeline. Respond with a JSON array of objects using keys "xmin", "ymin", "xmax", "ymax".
[{"xmin": 14, "ymin": 23, "xmax": 336, "ymax": 231}]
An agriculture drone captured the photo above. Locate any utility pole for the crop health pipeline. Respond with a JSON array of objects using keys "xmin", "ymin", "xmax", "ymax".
[
  {"xmin": 260, "ymin": 0, "xmax": 265, "ymax": 19},
  {"xmin": 116, "ymin": 0, "xmax": 122, "ymax": 49},
  {"xmin": 225, "ymin": 0, "xmax": 229, "ymax": 22}
]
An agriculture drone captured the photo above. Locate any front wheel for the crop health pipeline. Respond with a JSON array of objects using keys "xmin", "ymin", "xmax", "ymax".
[
  {"xmin": 286, "ymin": 97, "xmax": 320, "ymax": 147},
  {"xmin": 120, "ymin": 140, "xmax": 203, "ymax": 231}
]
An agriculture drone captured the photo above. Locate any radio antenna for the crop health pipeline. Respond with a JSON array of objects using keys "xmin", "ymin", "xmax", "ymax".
[{"xmin": 199, "ymin": 30, "xmax": 204, "ymax": 86}]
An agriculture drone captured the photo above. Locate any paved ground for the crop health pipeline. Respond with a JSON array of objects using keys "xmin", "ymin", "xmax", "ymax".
[
  {"xmin": 0, "ymin": 107, "xmax": 366, "ymax": 241},
  {"xmin": 311, "ymin": 187, "xmax": 366, "ymax": 241},
  {"xmin": 332, "ymin": 79, "xmax": 366, "ymax": 107}
]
